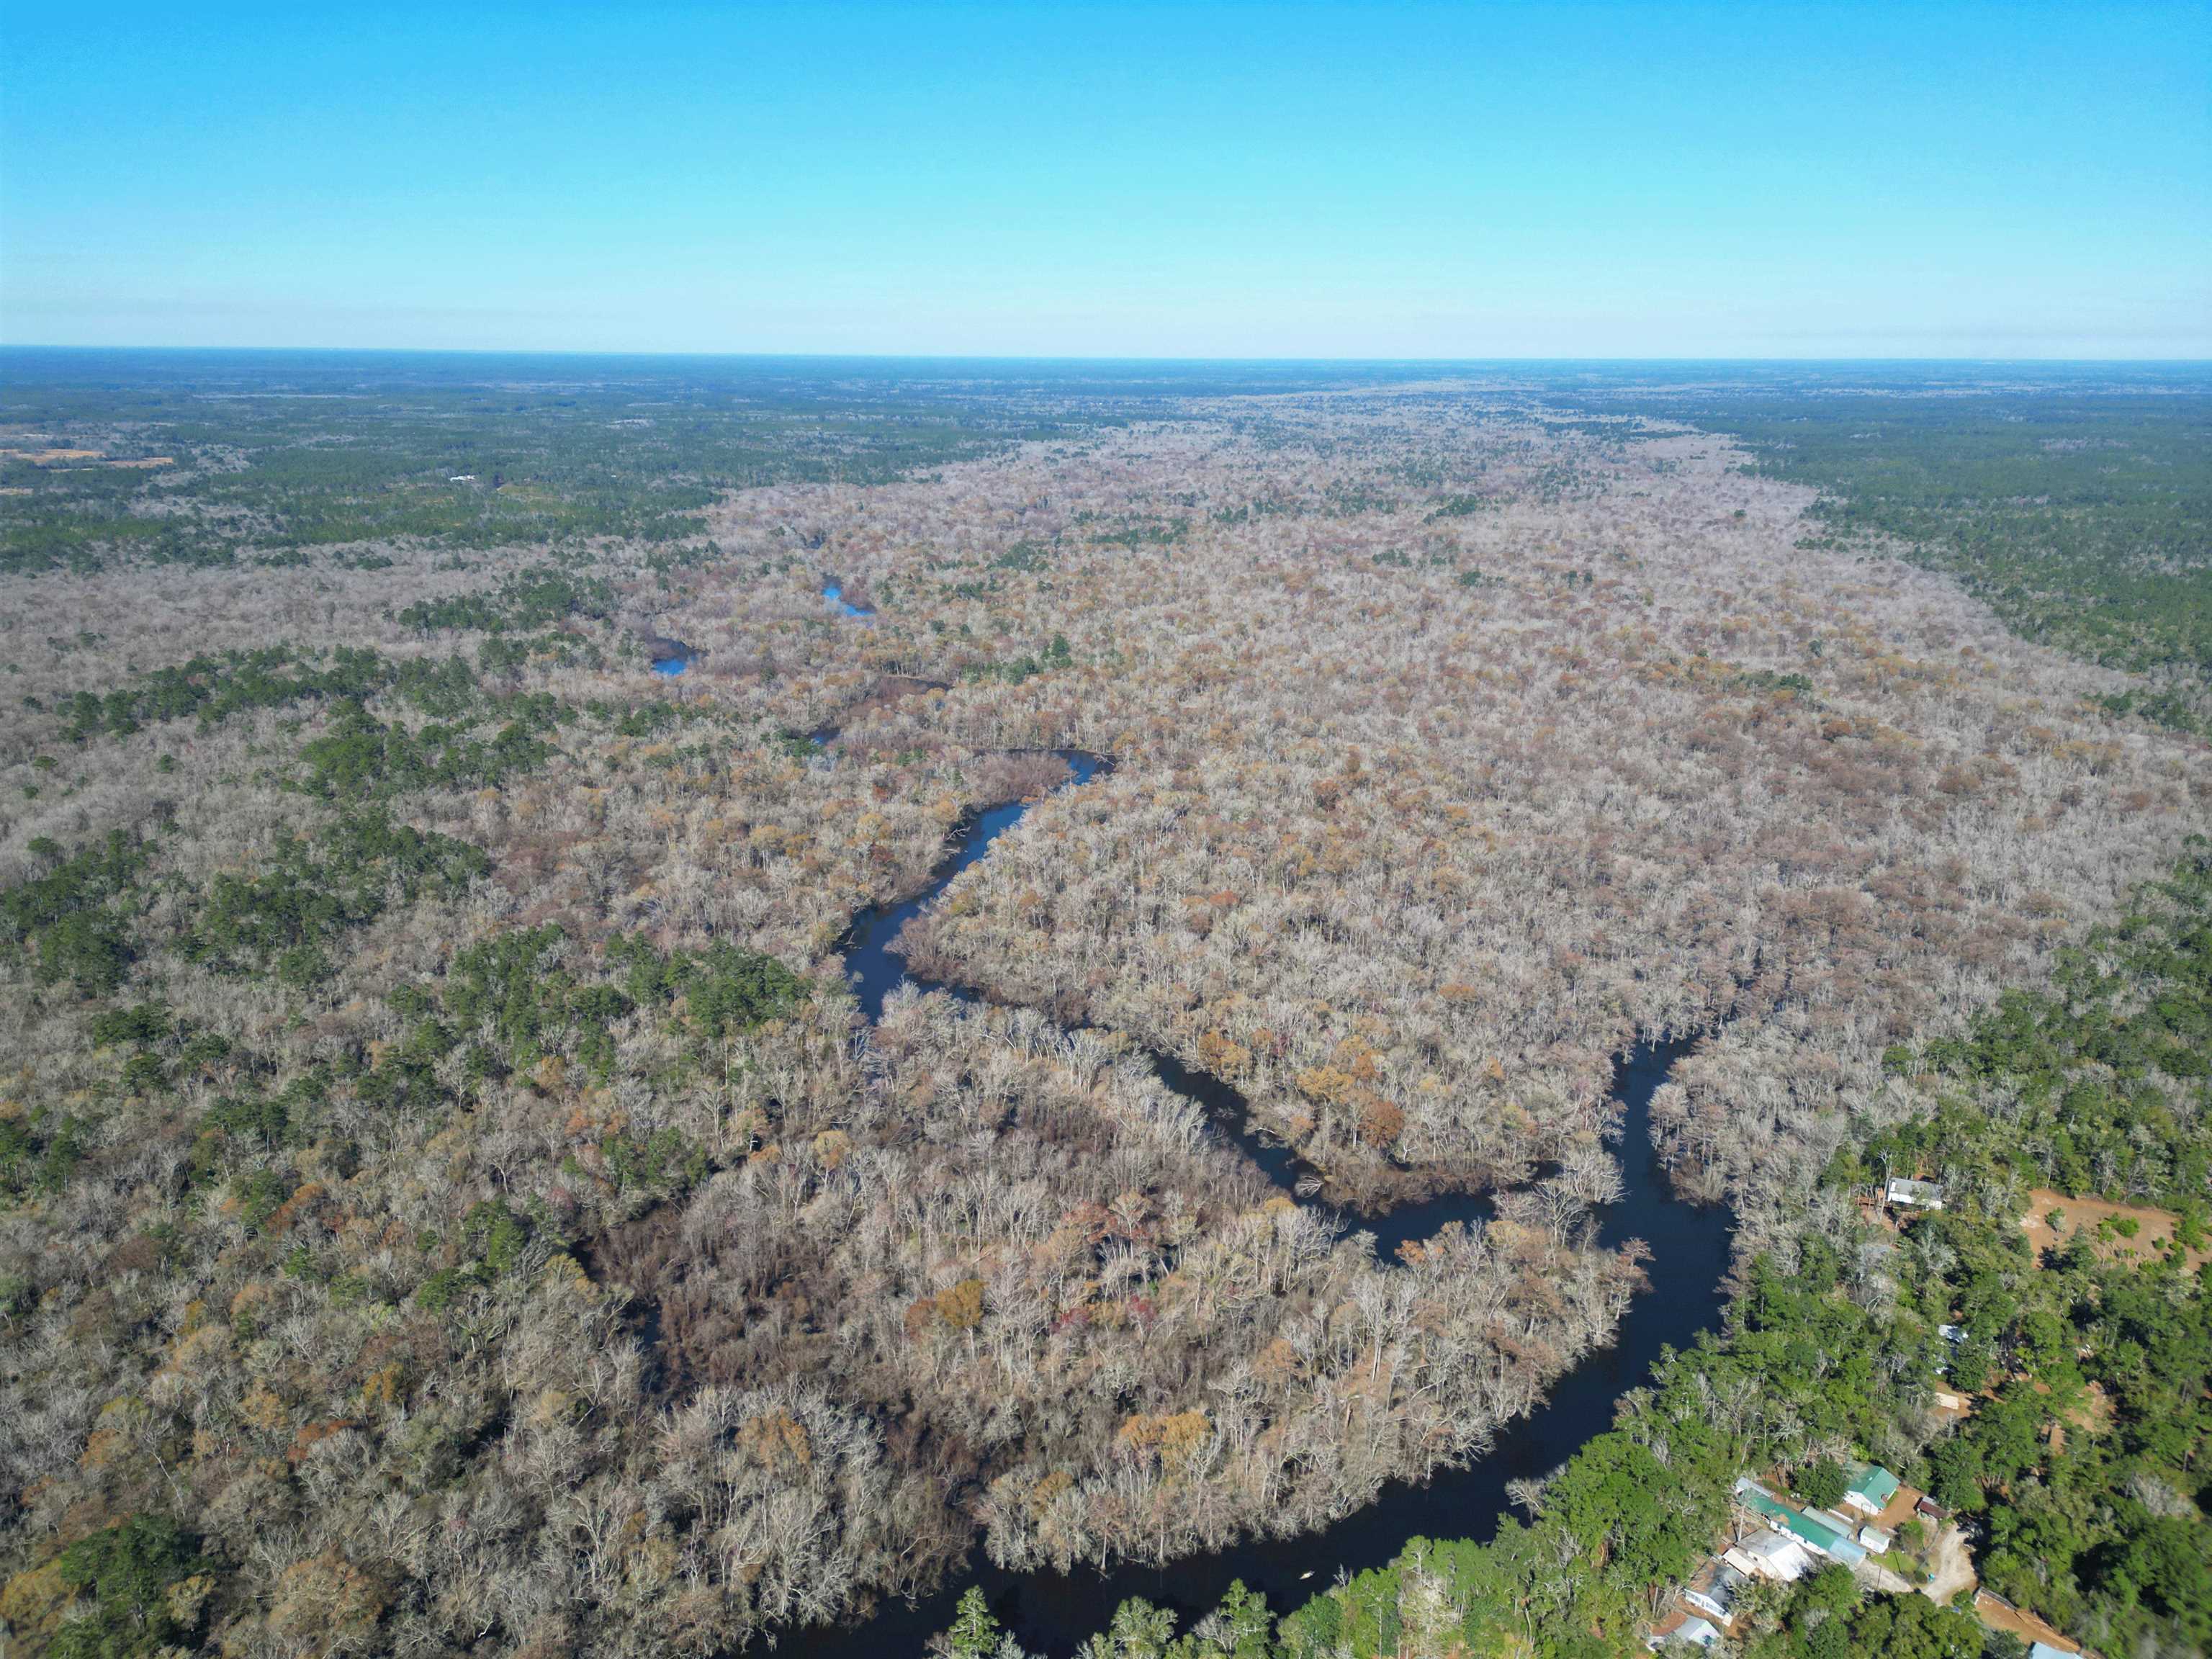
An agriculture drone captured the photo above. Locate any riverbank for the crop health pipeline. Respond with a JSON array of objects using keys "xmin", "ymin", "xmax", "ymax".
[
  {"xmin": 769, "ymin": 1038, "xmax": 1727, "ymax": 1658},
  {"xmin": 769, "ymin": 707, "xmax": 1732, "ymax": 1655}
]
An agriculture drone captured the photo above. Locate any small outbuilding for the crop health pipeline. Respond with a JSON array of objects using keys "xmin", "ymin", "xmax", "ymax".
[
  {"xmin": 1648, "ymin": 1614, "xmax": 1720, "ymax": 1650},
  {"xmin": 1683, "ymin": 1561, "xmax": 1749, "ymax": 1624},
  {"xmin": 1887, "ymin": 1177, "xmax": 1946, "ymax": 1210}
]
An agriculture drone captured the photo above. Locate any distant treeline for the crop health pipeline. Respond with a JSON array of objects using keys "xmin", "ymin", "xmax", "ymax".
[{"xmin": 1582, "ymin": 383, "xmax": 2212, "ymax": 719}]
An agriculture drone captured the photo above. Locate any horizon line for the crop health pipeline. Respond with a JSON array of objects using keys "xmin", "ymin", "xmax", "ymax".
[{"xmin": 4, "ymin": 343, "xmax": 2210, "ymax": 368}]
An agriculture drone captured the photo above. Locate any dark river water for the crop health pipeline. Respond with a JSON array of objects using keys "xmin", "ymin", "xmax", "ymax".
[{"xmin": 771, "ymin": 742, "xmax": 1735, "ymax": 1656}]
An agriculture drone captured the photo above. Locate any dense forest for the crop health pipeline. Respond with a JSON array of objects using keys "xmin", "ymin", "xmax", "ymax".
[
  {"xmin": 0, "ymin": 356, "xmax": 2205, "ymax": 1659},
  {"xmin": 1009, "ymin": 841, "xmax": 2212, "ymax": 1658}
]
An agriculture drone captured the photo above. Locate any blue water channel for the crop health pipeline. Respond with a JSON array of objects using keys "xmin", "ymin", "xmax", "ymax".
[
  {"xmin": 768, "ymin": 721, "xmax": 1735, "ymax": 1657},
  {"xmin": 824, "ymin": 581, "xmax": 875, "ymax": 619}
]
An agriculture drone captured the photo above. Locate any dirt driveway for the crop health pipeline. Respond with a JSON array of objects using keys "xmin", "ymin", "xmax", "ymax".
[{"xmin": 1923, "ymin": 1524, "xmax": 1977, "ymax": 1606}]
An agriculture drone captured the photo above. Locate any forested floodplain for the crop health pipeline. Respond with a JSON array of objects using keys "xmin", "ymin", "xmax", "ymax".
[
  {"xmin": 1561, "ymin": 369, "xmax": 2212, "ymax": 727},
  {"xmin": 0, "ymin": 356, "xmax": 2206, "ymax": 1659}
]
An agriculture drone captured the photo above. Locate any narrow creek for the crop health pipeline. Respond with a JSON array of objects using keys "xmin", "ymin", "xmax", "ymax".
[
  {"xmin": 770, "ymin": 723, "xmax": 1736, "ymax": 1656},
  {"xmin": 824, "ymin": 580, "xmax": 875, "ymax": 619}
]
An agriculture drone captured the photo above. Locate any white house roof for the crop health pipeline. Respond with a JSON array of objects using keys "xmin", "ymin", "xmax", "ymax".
[{"xmin": 1734, "ymin": 1529, "xmax": 1815, "ymax": 1581}]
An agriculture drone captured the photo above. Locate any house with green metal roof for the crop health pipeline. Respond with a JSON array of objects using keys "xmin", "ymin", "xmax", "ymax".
[
  {"xmin": 1733, "ymin": 1477, "xmax": 1869, "ymax": 1565},
  {"xmin": 1842, "ymin": 1462, "xmax": 1899, "ymax": 1517}
]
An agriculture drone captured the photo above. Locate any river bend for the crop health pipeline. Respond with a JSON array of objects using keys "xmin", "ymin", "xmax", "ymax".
[{"xmin": 767, "ymin": 716, "xmax": 1733, "ymax": 1656}]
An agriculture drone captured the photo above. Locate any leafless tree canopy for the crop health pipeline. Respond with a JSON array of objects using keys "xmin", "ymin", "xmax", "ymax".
[{"xmin": 0, "ymin": 396, "xmax": 2201, "ymax": 1655}]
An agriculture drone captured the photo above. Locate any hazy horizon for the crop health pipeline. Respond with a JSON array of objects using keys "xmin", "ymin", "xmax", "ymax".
[{"xmin": 5, "ymin": 346, "xmax": 2210, "ymax": 369}]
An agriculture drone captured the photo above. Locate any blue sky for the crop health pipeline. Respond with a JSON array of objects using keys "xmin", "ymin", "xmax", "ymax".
[{"xmin": 3, "ymin": 1, "xmax": 2207, "ymax": 357}]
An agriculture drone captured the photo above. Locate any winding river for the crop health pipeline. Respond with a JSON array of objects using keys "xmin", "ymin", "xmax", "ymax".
[{"xmin": 768, "ymin": 716, "xmax": 1735, "ymax": 1656}]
